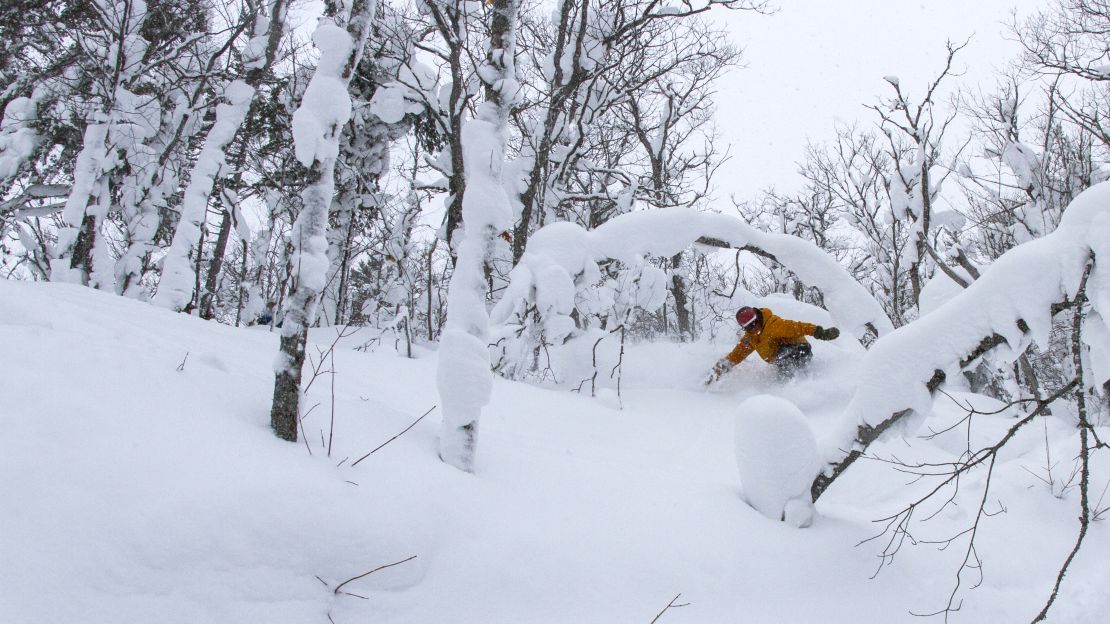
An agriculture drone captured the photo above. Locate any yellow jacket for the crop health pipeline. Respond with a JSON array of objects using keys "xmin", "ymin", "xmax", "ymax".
[{"xmin": 725, "ymin": 308, "xmax": 816, "ymax": 365}]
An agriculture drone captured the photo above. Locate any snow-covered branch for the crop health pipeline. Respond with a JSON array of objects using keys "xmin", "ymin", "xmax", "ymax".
[{"xmin": 812, "ymin": 181, "xmax": 1110, "ymax": 502}]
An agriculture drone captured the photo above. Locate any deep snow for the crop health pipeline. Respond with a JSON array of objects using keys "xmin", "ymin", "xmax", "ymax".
[{"xmin": 1, "ymin": 280, "xmax": 1107, "ymax": 623}]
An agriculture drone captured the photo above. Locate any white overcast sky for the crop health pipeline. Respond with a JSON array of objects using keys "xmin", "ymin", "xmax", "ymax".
[{"xmin": 708, "ymin": 0, "xmax": 1046, "ymax": 201}]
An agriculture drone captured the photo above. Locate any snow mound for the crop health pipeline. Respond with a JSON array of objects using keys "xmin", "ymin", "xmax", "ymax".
[{"xmin": 734, "ymin": 395, "xmax": 819, "ymax": 526}]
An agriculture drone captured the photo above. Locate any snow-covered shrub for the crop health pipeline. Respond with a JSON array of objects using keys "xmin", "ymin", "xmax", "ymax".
[{"xmin": 733, "ymin": 395, "xmax": 820, "ymax": 527}]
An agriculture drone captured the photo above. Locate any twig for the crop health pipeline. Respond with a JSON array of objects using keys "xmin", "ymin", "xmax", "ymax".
[
  {"xmin": 339, "ymin": 591, "xmax": 368, "ymax": 600},
  {"xmin": 351, "ymin": 406, "xmax": 437, "ymax": 467},
  {"xmin": 332, "ymin": 555, "xmax": 417, "ymax": 596},
  {"xmin": 298, "ymin": 404, "xmax": 314, "ymax": 456},
  {"xmin": 649, "ymin": 593, "xmax": 690, "ymax": 624},
  {"xmin": 304, "ymin": 325, "xmax": 360, "ymax": 395},
  {"xmin": 176, "ymin": 352, "xmax": 189, "ymax": 372},
  {"xmin": 857, "ymin": 377, "xmax": 1078, "ymax": 617},
  {"xmin": 328, "ymin": 348, "xmax": 336, "ymax": 458},
  {"xmin": 1091, "ymin": 479, "xmax": 1110, "ymax": 522},
  {"xmin": 1032, "ymin": 259, "xmax": 1095, "ymax": 623}
]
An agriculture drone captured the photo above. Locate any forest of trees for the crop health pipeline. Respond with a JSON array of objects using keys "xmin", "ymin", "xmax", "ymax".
[
  {"xmin": 4, "ymin": 1, "xmax": 1110, "ymax": 618},
  {"xmin": 1, "ymin": 0, "xmax": 1108, "ymax": 499}
]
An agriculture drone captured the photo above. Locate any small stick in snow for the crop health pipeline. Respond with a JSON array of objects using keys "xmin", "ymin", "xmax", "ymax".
[
  {"xmin": 299, "ymin": 406, "xmax": 314, "ymax": 456},
  {"xmin": 339, "ymin": 591, "xmax": 368, "ymax": 599},
  {"xmin": 351, "ymin": 406, "xmax": 437, "ymax": 467},
  {"xmin": 176, "ymin": 352, "xmax": 189, "ymax": 372},
  {"xmin": 327, "ymin": 348, "xmax": 337, "ymax": 457},
  {"xmin": 302, "ymin": 402, "xmax": 321, "ymax": 422},
  {"xmin": 649, "ymin": 593, "xmax": 690, "ymax": 624},
  {"xmin": 332, "ymin": 555, "xmax": 417, "ymax": 596}
]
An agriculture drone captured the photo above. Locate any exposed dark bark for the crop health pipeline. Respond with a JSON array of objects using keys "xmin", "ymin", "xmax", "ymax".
[
  {"xmin": 333, "ymin": 208, "xmax": 357, "ymax": 324},
  {"xmin": 68, "ymin": 213, "xmax": 97, "ymax": 281},
  {"xmin": 670, "ymin": 253, "xmax": 691, "ymax": 339},
  {"xmin": 423, "ymin": 0, "xmax": 467, "ymax": 254},
  {"xmin": 235, "ymin": 239, "xmax": 248, "ymax": 326},
  {"xmin": 200, "ymin": 207, "xmax": 232, "ymax": 319},
  {"xmin": 270, "ymin": 328, "xmax": 307, "ymax": 441}
]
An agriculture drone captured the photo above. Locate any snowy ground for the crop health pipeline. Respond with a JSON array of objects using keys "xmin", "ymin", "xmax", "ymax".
[{"xmin": 2, "ymin": 281, "xmax": 1106, "ymax": 623}]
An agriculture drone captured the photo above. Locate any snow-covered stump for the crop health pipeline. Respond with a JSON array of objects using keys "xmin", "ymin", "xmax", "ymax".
[{"xmin": 734, "ymin": 395, "xmax": 820, "ymax": 528}]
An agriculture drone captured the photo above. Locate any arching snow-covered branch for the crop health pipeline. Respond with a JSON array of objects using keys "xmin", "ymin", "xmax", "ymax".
[
  {"xmin": 492, "ymin": 207, "xmax": 894, "ymax": 340},
  {"xmin": 811, "ymin": 182, "xmax": 1110, "ymax": 502}
]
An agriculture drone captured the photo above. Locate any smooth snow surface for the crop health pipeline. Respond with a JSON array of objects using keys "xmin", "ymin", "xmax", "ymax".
[{"xmin": 2, "ymin": 281, "xmax": 1107, "ymax": 623}]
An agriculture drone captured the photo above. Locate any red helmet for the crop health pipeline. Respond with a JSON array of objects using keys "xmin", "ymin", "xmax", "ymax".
[{"xmin": 736, "ymin": 307, "xmax": 760, "ymax": 330}]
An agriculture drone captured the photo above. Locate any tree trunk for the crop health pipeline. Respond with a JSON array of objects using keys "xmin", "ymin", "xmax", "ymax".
[
  {"xmin": 670, "ymin": 253, "xmax": 691, "ymax": 340},
  {"xmin": 68, "ymin": 213, "xmax": 98, "ymax": 282},
  {"xmin": 235, "ymin": 239, "xmax": 248, "ymax": 326},
  {"xmin": 333, "ymin": 206, "xmax": 357, "ymax": 325},
  {"xmin": 270, "ymin": 329, "xmax": 306, "ymax": 441},
  {"xmin": 200, "ymin": 207, "xmax": 232, "ymax": 319},
  {"xmin": 269, "ymin": 0, "xmax": 377, "ymax": 442},
  {"xmin": 437, "ymin": 0, "xmax": 518, "ymax": 471}
]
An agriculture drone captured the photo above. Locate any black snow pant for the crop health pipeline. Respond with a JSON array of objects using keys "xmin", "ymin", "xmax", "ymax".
[{"xmin": 773, "ymin": 343, "xmax": 812, "ymax": 379}]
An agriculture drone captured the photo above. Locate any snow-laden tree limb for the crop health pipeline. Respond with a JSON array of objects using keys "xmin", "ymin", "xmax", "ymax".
[
  {"xmin": 493, "ymin": 207, "xmax": 894, "ymax": 341},
  {"xmin": 811, "ymin": 181, "xmax": 1110, "ymax": 502}
]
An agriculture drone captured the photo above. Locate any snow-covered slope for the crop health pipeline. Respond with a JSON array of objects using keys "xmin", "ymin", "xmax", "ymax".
[{"xmin": 1, "ymin": 281, "xmax": 1105, "ymax": 623}]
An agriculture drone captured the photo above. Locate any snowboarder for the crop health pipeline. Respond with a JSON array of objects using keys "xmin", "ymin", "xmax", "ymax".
[
  {"xmin": 704, "ymin": 306, "xmax": 840, "ymax": 384},
  {"xmin": 254, "ymin": 302, "xmax": 280, "ymax": 327}
]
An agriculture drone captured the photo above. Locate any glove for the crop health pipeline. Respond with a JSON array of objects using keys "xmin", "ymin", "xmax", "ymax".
[
  {"xmin": 703, "ymin": 358, "xmax": 733, "ymax": 386},
  {"xmin": 813, "ymin": 326, "xmax": 840, "ymax": 341}
]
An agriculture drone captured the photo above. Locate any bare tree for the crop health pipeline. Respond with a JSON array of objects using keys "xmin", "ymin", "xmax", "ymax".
[{"xmin": 866, "ymin": 39, "xmax": 969, "ymax": 311}]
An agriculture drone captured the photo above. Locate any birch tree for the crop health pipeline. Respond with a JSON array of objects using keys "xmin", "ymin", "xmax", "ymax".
[
  {"xmin": 49, "ymin": 0, "xmax": 152, "ymax": 289},
  {"xmin": 155, "ymin": 0, "xmax": 289, "ymax": 312},
  {"xmin": 436, "ymin": 0, "xmax": 519, "ymax": 471},
  {"xmin": 270, "ymin": 0, "xmax": 379, "ymax": 442}
]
